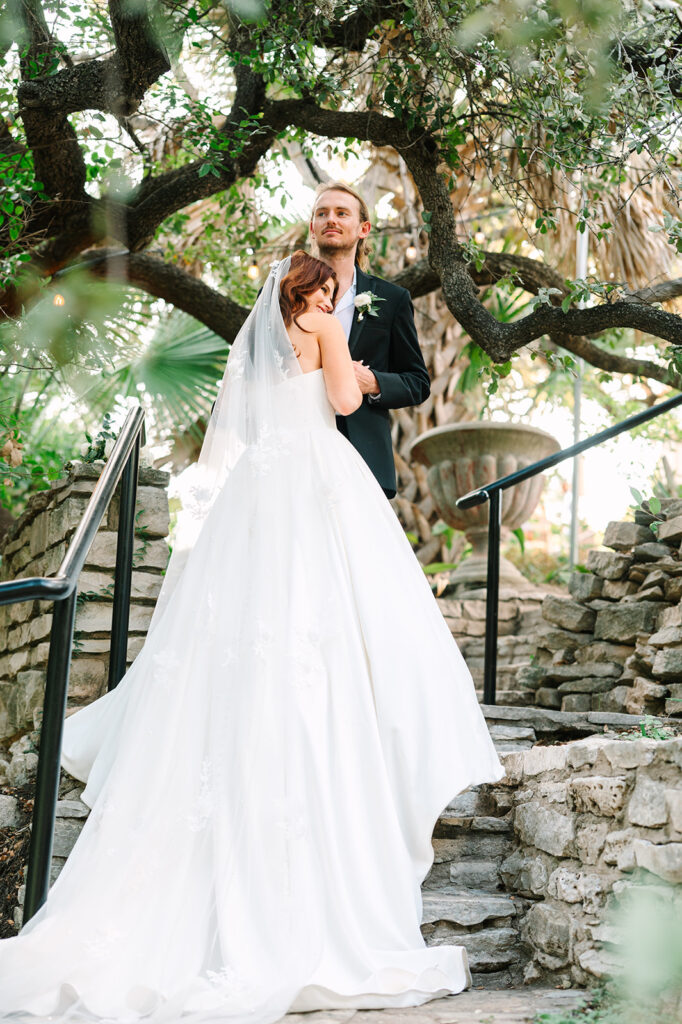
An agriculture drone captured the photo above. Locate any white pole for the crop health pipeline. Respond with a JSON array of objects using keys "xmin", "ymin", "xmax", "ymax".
[{"xmin": 570, "ymin": 199, "xmax": 589, "ymax": 568}]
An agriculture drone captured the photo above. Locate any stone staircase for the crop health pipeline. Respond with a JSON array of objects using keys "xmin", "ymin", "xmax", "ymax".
[
  {"xmin": 421, "ymin": 724, "xmax": 533, "ymax": 988},
  {"xmin": 9, "ymin": 724, "xmax": 533, "ymax": 978}
]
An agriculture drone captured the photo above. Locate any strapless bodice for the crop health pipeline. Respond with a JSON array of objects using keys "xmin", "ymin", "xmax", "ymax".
[{"xmin": 274, "ymin": 367, "xmax": 337, "ymax": 431}]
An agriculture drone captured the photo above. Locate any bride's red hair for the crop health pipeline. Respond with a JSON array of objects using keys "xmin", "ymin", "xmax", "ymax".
[{"xmin": 279, "ymin": 250, "xmax": 338, "ymax": 332}]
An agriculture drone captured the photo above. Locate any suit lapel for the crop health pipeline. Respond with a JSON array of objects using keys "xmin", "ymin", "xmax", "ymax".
[{"xmin": 348, "ymin": 268, "xmax": 373, "ymax": 358}]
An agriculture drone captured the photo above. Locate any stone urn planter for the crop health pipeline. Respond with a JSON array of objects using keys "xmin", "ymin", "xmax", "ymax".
[{"xmin": 410, "ymin": 422, "xmax": 560, "ymax": 590}]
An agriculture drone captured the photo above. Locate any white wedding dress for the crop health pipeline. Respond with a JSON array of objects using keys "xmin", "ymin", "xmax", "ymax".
[{"xmin": 0, "ymin": 260, "xmax": 505, "ymax": 1024}]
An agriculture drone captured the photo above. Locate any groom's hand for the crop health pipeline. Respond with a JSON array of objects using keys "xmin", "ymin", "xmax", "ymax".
[{"xmin": 353, "ymin": 361, "xmax": 380, "ymax": 395}]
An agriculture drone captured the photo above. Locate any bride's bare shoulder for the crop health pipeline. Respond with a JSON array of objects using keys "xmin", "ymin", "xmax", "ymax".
[{"xmin": 297, "ymin": 311, "xmax": 344, "ymax": 338}]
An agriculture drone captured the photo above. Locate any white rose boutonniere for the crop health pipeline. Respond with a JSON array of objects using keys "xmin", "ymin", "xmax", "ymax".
[{"xmin": 354, "ymin": 291, "xmax": 385, "ymax": 321}]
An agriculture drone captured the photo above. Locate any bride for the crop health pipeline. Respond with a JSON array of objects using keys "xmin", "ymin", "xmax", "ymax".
[{"xmin": 0, "ymin": 252, "xmax": 505, "ymax": 1023}]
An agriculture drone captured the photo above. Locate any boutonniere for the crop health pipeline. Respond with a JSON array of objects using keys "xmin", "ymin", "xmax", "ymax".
[{"xmin": 354, "ymin": 291, "xmax": 385, "ymax": 321}]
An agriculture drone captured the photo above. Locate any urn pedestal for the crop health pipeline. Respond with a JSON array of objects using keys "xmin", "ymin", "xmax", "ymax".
[{"xmin": 410, "ymin": 422, "xmax": 560, "ymax": 591}]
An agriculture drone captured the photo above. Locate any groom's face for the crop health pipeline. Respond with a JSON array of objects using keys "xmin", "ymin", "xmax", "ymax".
[{"xmin": 310, "ymin": 190, "xmax": 370, "ymax": 258}]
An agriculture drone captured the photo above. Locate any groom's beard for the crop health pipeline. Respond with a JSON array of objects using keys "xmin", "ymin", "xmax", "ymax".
[{"xmin": 316, "ymin": 239, "xmax": 358, "ymax": 262}]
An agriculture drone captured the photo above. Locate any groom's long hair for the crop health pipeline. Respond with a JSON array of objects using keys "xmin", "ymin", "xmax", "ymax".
[{"xmin": 279, "ymin": 250, "xmax": 338, "ymax": 331}]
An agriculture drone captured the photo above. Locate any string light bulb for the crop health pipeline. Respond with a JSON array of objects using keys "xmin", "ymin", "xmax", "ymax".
[
  {"xmin": 405, "ymin": 244, "xmax": 418, "ymax": 262},
  {"xmin": 53, "ymin": 293, "xmax": 65, "ymax": 306},
  {"xmin": 246, "ymin": 261, "xmax": 260, "ymax": 280}
]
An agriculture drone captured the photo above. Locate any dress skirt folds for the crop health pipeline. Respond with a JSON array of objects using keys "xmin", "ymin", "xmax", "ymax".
[{"xmin": 0, "ymin": 369, "xmax": 505, "ymax": 1024}]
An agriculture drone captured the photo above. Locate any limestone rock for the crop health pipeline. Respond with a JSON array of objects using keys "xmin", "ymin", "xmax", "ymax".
[
  {"xmin": 569, "ymin": 572, "xmax": 603, "ymax": 601},
  {"xmin": 535, "ymin": 687, "xmax": 562, "ymax": 709},
  {"xmin": 575, "ymin": 822, "xmax": 609, "ymax": 865},
  {"xmin": 561, "ymin": 694, "xmax": 591, "ymax": 712},
  {"xmin": 448, "ymin": 860, "xmax": 501, "ymax": 890},
  {"xmin": 594, "ymin": 602, "xmax": 661, "ymax": 644},
  {"xmin": 632, "ymin": 541, "xmax": 671, "ymax": 561},
  {"xmin": 515, "ymin": 665, "xmax": 546, "ymax": 690},
  {"xmin": 602, "ymin": 738, "xmax": 656, "ymax": 770},
  {"xmin": 632, "ymin": 839, "xmax": 682, "ymax": 884},
  {"xmin": 601, "ymin": 579, "xmax": 638, "ymax": 599},
  {"xmin": 568, "ymin": 775, "xmax": 629, "ymax": 817},
  {"xmin": 543, "ymin": 596, "xmax": 596, "ymax": 633},
  {"xmin": 664, "ymin": 577, "xmax": 682, "ymax": 602},
  {"xmin": 652, "ymin": 647, "xmax": 682, "ymax": 681},
  {"xmin": 627, "ymin": 775, "xmax": 669, "ymax": 827},
  {"xmin": 578, "ymin": 947, "xmax": 623, "ymax": 979},
  {"xmin": 590, "ymin": 686, "xmax": 632, "ymax": 713},
  {"xmin": 0, "ymin": 794, "xmax": 20, "ymax": 828},
  {"xmin": 574, "ymin": 642, "xmax": 632, "ymax": 664},
  {"xmin": 603, "ymin": 521, "xmax": 653, "ymax": 551},
  {"xmin": 519, "ymin": 744, "xmax": 570, "ymax": 776},
  {"xmin": 666, "ymin": 789, "xmax": 682, "ymax": 833},
  {"xmin": 526, "ymin": 902, "xmax": 571, "ymax": 960},
  {"xmin": 621, "ymin": 585, "xmax": 665, "ymax": 602},
  {"xmin": 586, "ymin": 549, "xmax": 633, "ymax": 580},
  {"xmin": 514, "ymin": 803, "xmax": 575, "ymax": 857},
  {"xmin": 602, "ymin": 828, "xmax": 640, "ymax": 867},
  {"xmin": 648, "ymin": 627, "xmax": 682, "ymax": 649},
  {"xmin": 535, "ymin": 628, "xmax": 591, "ymax": 651},
  {"xmin": 624, "ymin": 677, "xmax": 668, "ymax": 715},
  {"xmin": 557, "ymin": 678, "xmax": 616, "ymax": 695},
  {"xmin": 52, "ymin": 818, "xmax": 85, "ymax": 858},
  {"xmin": 547, "ymin": 663, "xmax": 622, "ymax": 681},
  {"xmin": 548, "ymin": 867, "xmax": 605, "ymax": 913},
  {"xmin": 657, "ymin": 514, "xmax": 682, "ymax": 544},
  {"xmin": 500, "ymin": 848, "xmax": 552, "ymax": 896},
  {"xmin": 421, "ymin": 891, "xmax": 517, "ymax": 928}
]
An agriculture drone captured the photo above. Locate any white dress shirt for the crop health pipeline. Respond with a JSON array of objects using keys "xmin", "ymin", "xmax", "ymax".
[{"xmin": 332, "ymin": 266, "xmax": 357, "ymax": 340}]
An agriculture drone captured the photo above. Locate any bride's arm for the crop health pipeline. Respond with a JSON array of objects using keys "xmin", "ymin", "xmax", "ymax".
[{"xmin": 315, "ymin": 315, "xmax": 363, "ymax": 416}]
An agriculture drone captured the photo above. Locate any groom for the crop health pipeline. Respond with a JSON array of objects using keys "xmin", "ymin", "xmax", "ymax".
[{"xmin": 310, "ymin": 181, "xmax": 430, "ymax": 500}]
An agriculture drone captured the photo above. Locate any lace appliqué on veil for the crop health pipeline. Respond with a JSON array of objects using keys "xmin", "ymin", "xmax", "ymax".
[
  {"xmin": 205, "ymin": 964, "xmax": 251, "ymax": 1002},
  {"xmin": 246, "ymin": 425, "xmax": 292, "ymax": 477},
  {"xmin": 82, "ymin": 925, "xmax": 127, "ymax": 960}
]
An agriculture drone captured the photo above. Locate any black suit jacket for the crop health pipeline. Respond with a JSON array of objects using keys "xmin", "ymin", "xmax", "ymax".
[{"xmin": 336, "ymin": 268, "xmax": 430, "ymax": 497}]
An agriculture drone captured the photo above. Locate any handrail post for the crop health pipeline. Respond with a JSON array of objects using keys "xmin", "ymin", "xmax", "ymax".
[
  {"xmin": 108, "ymin": 435, "xmax": 141, "ymax": 690},
  {"xmin": 23, "ymin": 590, "xmax": 77, "ymax": 922},
  {"xmin": 483, "ymin": 489, "xmax": 501, "ymax": 705}
]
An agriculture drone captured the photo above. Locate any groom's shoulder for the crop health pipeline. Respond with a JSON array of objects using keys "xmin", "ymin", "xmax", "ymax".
[{"xmin": 363, "ymin": 272, "xmax": 411, "ymax": 306}]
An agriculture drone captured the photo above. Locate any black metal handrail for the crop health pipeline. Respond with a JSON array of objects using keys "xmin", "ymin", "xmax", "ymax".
[
  {"xmin": 0, "ymin": 404, "xmax": 145, "ymax": 922},
  {"xmin": 456, "ymin": 390, "xmax": 682, "ymax": 705}
]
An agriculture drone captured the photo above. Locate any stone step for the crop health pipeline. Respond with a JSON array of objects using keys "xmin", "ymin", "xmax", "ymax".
[
  {"xmin": 422, "ymin": 889, "xmax": 519, "ymax": 928},
  {"xmin": 477, "ymin": 689, "xmax": 536, "ymax": 707},
  {"xmin": 421, "ymin": 891, "xmax": 526, "ymax": 972},
  {"xmin": 449, "ymin": 859, "xmax": 506, "ymax": 890},
  {"xmin": 488, "ymin": 723, "xmax": 537, "ymax": 753}
]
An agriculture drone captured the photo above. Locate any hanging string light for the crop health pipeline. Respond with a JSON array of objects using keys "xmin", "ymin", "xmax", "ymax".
[
  {"xmin": 246, "ymin": 261, "xmax": 260, "ymax": 280},
  {"xmin": 53, "ymin": 293, "xmax": 65, "ymax": 306},
  {"xmin": 405, "ymin": 243, "xmax": 418, "ymax": 262}
]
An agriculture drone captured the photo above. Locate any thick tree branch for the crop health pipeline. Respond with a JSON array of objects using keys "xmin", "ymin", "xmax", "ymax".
[
  {"xmin": 259, "ymin": 99, "xmax": 682, "ymax": 357},
  {"xmin": 85, "ymin": 250, "xmax": 248, "ymax": 343},
  {"xmin": 18, "ymin": 0, "xmax": 170, "ymax": 118},
  {"xmin": 551, "ymin": 333, "xmax": 671, "ymax": 385},
  {"xmin": 323, "ymin": 1, "xmax": 403, "ymax": 50}
]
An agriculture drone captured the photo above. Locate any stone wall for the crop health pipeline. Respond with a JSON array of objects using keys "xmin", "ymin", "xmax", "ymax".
[
  {"xmin": 0, "ymin": 461, "xmax": 170, "ymax": 743},
  {"xmin": 517, "ymin": 508, "xmax": 682, "ymax": 717},
  {"xmin": 438, "ymin": 585, "xmax": 550, "ymax": 706},
  {"xmin": 3, "ymin": 707, "xmax": 681, "ymax": 994},
  {"xmin": 500, "ymin": 732, "xmax": 682, "ymax": 989}
]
